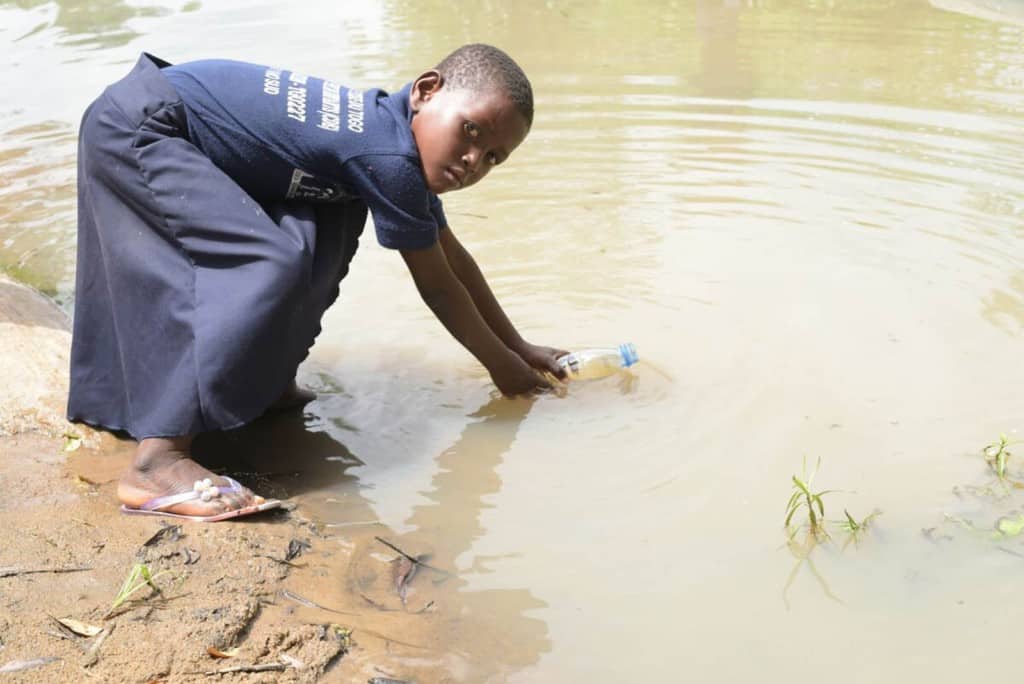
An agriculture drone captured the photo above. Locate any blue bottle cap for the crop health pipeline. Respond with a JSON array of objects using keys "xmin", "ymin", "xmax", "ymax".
[{"xmin": 618, "ymin": 342, "xmax": 639, "ymax": 367}]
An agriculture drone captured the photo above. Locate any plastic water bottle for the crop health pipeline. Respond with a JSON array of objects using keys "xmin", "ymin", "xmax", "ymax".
[{"xmin": 557, "ymin": 343, "xmax": 639, "ymax": 381}]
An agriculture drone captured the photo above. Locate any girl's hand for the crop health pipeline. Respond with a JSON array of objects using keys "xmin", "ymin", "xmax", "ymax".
[
  {"xmin": 489, "ymin": 351, "xmax": 552, "ymax": 396},
  {"xmin": 515, "ymin": 341, "xmax": 570, "ymax": 381}
]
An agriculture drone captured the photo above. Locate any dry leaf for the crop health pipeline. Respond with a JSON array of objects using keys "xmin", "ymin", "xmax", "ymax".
[
  {"xmin": 206, "ymin": 646, "xmax": 239, "ymax": 659},
  {"xmin": 63, "ymin": 433, "xmax": 82, "ymax": 452},
  {"xmin": 56, "ymin": 617, "xmax": 102, "ymax": 637},
  {"xmin": 279, "ymin": 653, "xmax": 305, "ymax": 669}
]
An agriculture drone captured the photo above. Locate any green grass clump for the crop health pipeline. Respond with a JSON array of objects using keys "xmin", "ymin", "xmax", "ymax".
[
  {"xmin": 110, "ymin": 563, "xmax": 169, "ymax": 612},
  {"xmin": 785, "ymin": 456, "xmax": 835, "ymax": 540}
]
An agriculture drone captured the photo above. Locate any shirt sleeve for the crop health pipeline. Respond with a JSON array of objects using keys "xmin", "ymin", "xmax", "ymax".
[{"xmin": 343, "ymin": 154, "xmax": 440, "ymax": 249}]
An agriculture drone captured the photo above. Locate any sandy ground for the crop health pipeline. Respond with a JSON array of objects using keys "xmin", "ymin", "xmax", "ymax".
[{"xmin": 0, "ymin": 275, "xmax": 464, "ymax": 683}]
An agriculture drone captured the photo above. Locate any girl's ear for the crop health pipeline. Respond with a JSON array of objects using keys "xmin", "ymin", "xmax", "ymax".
[{"xmin": 410, "ymin": 70, "xmax": 443, "ymax": 112}]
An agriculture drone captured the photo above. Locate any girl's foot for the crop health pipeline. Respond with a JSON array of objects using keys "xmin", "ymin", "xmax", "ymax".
[
  {"xmin": 265, "ymin": 380, "xmax": 316, "ymax": 414},
  {"xmin": 117, "ymin": 436, "xmax": 264, "ymax": 517}
]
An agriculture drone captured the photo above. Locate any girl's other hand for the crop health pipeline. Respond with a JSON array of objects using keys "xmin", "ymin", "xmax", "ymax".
[
  {"xmin": 515, "ymin": 341, "xmax": 570, "ymax": 381},
  {"xmin": 489, "ymin": 350, "xmax": 552, "ymax": 396}
]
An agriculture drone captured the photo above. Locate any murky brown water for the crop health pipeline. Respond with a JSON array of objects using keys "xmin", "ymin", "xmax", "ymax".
[{"xmin": 3, "ymin": 1, "xmax": 1024, "ymax": 681}]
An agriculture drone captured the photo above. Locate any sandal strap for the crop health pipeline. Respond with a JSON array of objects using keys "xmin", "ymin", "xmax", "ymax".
[{"xmin": 140, "ymin": 477, "xmax": 244, "ymax": 512}]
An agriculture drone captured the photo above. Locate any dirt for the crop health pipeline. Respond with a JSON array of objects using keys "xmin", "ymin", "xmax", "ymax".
[{"xmin": 0, "ymin": 275, "xmax": 475, "ymax": 683}]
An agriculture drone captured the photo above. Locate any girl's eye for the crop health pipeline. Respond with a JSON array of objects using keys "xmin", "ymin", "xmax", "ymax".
[
  {"xmin": 463, "ymin": 121, "xmax": 479, "ymax": 138},
  {"xmin": 487, "ymin": 152, "xmax": 499, "ymax": 165}
]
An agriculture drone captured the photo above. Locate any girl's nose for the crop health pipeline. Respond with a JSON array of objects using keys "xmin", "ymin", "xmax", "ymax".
[{"xmin": 462, "ymin": 147, "xmax": 481, "ymax": 170}]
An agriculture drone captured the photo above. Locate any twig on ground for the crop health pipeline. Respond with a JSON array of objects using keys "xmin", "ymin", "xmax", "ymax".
[
  {"xmin": 359, "ymin": 592, "xmax": 399, "ymax": 612},
  {"xmin": 280, "ymin": 589, "xmax": 361, "ymax": 616},
  {"xmin": 0, "ymin": 566, "xmax": 91, "ymax": 578},
  {"xmin": 373, "ymin": 537, "xmax": 450, "ymax": 577},
  {"xmin": 254, "ymin": 554, "xmax": 305, "ymax": 568},
  {"xmin": 82, "ymin": 624, "xmax": 114, "ymax": 668},
  {"xmin": 195, "ymin": 662, "xmax": 288, "ymax": 675}
]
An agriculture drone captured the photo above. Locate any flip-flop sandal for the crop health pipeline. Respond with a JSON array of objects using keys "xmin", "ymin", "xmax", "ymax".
[{"xmin": 120, "ymin": 477, "xmax": 283, "ymax": 522}]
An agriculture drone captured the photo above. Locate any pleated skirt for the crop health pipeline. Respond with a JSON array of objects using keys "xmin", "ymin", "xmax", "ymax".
[{"xmin": 68, "ymin": 54, "xmax": 366, "ymax": 439}]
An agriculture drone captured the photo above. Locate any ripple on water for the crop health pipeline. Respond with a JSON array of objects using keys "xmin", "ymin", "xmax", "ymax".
[{"xmin": 0, "ymin": 121, "xmax": 77, "ymax": 304}]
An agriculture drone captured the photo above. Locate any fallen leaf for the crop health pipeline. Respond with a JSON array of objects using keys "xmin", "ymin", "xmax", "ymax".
[
  {"xmin": 285, "ymin": 538, "xmax": 311, "ymax": 561},
  {"xmin": 391, "ymin": 556, "xmax": 417, "ymax": 605},
  {"xmin": 63, "ymin": 433, "xmax": 83, "ymax": 452},
  {"xmin": 56, "ymin": 617, "xmax": 102, "ymax": 637},
  {"xmin": 206, "ymin": 646, "xmax": 239, "ymax": 659}
]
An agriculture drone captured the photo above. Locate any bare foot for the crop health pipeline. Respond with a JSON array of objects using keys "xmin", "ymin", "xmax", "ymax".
[
  {"xmin": 117, "ymin": 436, "xmax": 264, "ymax": 517},
  {"xmin": 265, "ymin": 380, "xmax": 316, "ymax": 414}
]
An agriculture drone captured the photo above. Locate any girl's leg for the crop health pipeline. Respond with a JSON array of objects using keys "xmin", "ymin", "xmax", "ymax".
[{"xmin": 117, "ymin": 436, "xmax": 263, "ymax": 516}]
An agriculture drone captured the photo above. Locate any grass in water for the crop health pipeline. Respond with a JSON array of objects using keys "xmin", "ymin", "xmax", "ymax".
[
  {"xmin": 836, "ymin": 508, "xmax": 882, "ymax": 547},
  {"xmin": 784, "ymin": 456, "xmax": 835, "ymax": 540},
  {"xmin": 111, "ymin": 563, "xmax": 170, "ymax": 612},
  {"xmin": 983, "ymin": 433, "xmax": 1018, "ymax": 481}
]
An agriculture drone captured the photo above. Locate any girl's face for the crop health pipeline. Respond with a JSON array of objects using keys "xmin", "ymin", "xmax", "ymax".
[{"xmin": 409, "ymin": 72, "xmax": 529, "ymax": 195}]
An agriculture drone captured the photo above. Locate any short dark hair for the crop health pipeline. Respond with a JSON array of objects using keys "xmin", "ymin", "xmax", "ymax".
[{"xmin": 435, "ymin": 43, "xmax": 534, "ymax": 128}]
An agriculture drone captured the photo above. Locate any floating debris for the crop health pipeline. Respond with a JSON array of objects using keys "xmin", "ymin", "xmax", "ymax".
[
  {"xmin": 374, "ymin": 537, "xmax": 449, "ymax": 578},
  {"xmin": 285, "ymin": 538, "xmax": 311, "ymax": 561}
]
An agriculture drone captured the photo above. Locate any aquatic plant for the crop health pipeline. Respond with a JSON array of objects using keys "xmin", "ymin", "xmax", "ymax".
[
  {"xmin": 983, "ymin": 433, "xmax": 1018, "ymax": 480},
  {"xmin": 784, "ymin": 456, "xmax": 835, "ymax": 540},
  {"xmin": 837, "ymin": 508, "xmax": 880, "ymax": 534},
  {"xmin": 836, "ymin": 508, "xmax": 882, "ymax": 547}
]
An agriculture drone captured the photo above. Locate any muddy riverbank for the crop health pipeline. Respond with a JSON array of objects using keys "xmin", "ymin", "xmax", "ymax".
[{"xmin": 0, "ymin": 275, "xmax": 461, "ymax": 683}]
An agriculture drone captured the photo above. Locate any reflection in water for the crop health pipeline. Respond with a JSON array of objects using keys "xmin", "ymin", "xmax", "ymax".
[
  {"xmin": 192, "ymin": 397, "xmax": 549, "ymax": 680},
  {"xmin": 694, "ymin": 0, "xmax": 754, "ymax": 99},
  {"xmin": 781, "ymin": 532, "xmax": 843, "ymax": 610},
  {"xmin": 0, "ymin": 121, "xmax": 76, "ymax": 301},
  {"xmin": 396, "ymin": 397, "xmax": 550, "ymax": 677},
  {"xmin": 1, "ymin": 0, "xmax": 183, "ymax": 50},
  {"xmin": 982, "ymin": 270, "xmax": 1024, "ymax": 335}
]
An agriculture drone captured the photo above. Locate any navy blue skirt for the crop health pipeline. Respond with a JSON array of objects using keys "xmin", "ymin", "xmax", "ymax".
[{"xmin": 68, "ymin": 54, "xmax": 366, "ymax": 439}]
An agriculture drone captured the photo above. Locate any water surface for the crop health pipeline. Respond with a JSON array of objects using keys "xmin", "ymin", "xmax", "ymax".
[{"xmin": 2, "ymin": 1, "xmax": 1023, "ymax": 681}]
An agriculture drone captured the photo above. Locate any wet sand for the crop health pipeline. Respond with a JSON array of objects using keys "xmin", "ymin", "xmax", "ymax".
[{"xmin": 0, "ymin": 275, "xmax": 462, "ymax": 683}]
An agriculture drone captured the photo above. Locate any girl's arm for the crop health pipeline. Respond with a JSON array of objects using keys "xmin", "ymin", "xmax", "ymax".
[
  {"xmin": 436, "ymin": 225, "xmax": 567, "ymax": 379},
  {"xmin": 400, "ymin": 239, "xmax": 553, "ymax": 395}
]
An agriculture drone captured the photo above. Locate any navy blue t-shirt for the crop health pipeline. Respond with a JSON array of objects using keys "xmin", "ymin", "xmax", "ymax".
[{"xmin": 163, "ymin": 60, "xmax": 446, "ymax": 250}]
